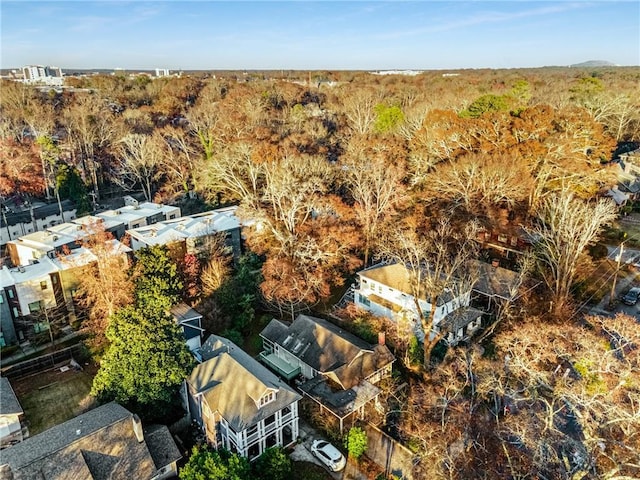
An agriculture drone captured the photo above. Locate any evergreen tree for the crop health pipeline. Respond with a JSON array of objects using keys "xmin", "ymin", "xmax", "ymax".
[{"xmin": 91, "ymin": 297, "xmax": 194, "ymax": 420}]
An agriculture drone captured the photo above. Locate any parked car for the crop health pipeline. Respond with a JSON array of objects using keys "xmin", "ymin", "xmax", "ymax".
[
  {"xmin": 621, "ymin": 287, "xmax": 640, "ymax": 305},
  {"xmin": 311, "ymin": 439, "xmax": 347, "ymax": 472}
]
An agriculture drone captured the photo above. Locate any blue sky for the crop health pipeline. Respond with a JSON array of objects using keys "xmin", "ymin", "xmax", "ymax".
[{"xmin": 1, "ymin": 1, "xmax": 639, "ymax": 70}]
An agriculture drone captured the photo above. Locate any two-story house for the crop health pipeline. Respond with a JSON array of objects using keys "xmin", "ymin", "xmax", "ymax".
[
  {"xmin": 259, "ymin": 314, "xmax": 395, "ymax": 432},
  {"xmin": 184, "ymin": 334, "xmax": 301, "ymax": 460},
  {"xmin": 353, "ymin": 263, "xmax": 483, "ymax": 345}
]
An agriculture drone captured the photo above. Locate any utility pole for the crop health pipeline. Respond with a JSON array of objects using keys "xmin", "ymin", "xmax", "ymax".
[{"xmin": 609, "ymin": 242, "xmax": 624, "ymax": 309}]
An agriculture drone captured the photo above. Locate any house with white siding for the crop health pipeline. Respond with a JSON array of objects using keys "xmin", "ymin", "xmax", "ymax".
[
  {"xmin": 0, "ymin": 377, "xmax": 28, "ymax": 448},
  {"xmin": 184, "ymin": 335, "xmax": 301, "ymax": 460},
  {"xmin": 353, "ymin": 263, "xmax": 483, "ymax": 345}
]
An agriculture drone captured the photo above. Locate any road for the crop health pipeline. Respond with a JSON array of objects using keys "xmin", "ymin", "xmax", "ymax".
[{"xmin": 588, "ymin": 246, "xmax": 640, "ymax": 320}]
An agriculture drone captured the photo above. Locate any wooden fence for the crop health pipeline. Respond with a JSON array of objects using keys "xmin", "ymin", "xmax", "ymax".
[{"xmin": 1, "ymin": 345, "xmax": 83, "ymax": 380}]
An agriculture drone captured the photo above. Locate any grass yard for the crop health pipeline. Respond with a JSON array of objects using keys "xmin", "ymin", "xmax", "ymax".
[{"xmin": 13, "ymin": 366, "xmax": 97, "ymax": 435}]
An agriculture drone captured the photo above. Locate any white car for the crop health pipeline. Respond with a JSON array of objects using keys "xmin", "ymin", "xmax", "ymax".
[{"xmin": 311, "ymin": 439, "xmax": 347, "ymax": 472}]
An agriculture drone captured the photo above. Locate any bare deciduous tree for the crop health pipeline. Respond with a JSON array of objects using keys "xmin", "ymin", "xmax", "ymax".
[
  {"xmin": 530, "ymin": 193, "xmax": 616, "ymax": 314},
  {"xmin": 379, "ymin": 219, "xmax": 480, "ymax": 367},
  {"xmin": 342, "ymin": 135, "xmax": 407, "ymax": 265},
  {"xmin": 114, "ymin": 132, "xmax": 164, "ymax": 201}
]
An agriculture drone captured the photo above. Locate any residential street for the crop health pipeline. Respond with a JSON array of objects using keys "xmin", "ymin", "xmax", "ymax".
[{"xmin": 588, "ymin": 245, "xmax": 640, "ymax": 319}]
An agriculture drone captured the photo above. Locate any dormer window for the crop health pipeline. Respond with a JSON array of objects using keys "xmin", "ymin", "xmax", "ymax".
[{"xmin": 259, "ymin": 391, "xmax": 275, "ymax": 408}]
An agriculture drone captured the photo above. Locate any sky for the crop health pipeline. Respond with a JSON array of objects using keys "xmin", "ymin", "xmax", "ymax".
[{"xmin": 1, "ymin": 1, "xmax": 639, "ymax": 70}]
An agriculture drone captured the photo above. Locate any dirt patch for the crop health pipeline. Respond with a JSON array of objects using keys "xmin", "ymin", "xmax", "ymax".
[{"xmin": 13, "ymin": 364, "xmax": 98, "ymax": 435}]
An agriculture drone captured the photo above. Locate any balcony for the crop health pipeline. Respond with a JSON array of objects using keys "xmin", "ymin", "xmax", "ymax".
[{"xmin": 259, "ymin": 352, "xmax": 300, "ymax": 380}]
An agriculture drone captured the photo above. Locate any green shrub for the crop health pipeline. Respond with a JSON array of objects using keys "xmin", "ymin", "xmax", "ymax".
[{"xmin": 345, "ymin": 426, "xmax": 368, "ymax": 460}]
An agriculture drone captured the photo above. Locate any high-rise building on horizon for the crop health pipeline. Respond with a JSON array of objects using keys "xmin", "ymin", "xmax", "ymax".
[{"xmin": 21, "ymin": 65, "xmax": 64, "ymax": 86}]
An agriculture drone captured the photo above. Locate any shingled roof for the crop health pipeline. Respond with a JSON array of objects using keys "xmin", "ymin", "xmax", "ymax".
[
  {"xmin": 260, "ymin": 314, "xmax": 395, "ymax": 390},
  {"xmin": 0, "ymin": 402, "xmax": 176, "ymax": 480},
  {"xmin": 187, "ymin": 335, "xmax": 301, "ymax": 432},
  {"xmin": 0, "ymin": 378, "xmax": 23, "ymax": 416}
]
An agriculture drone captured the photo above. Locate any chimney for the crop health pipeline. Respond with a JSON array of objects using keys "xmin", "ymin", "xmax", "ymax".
[
  {"xmin": 378, "ymin": 331, "xmax": 386, "ymax": 346},
  {"xmin": 132, "ymin": 414, "xmax": 144, "ymax": 443},
  {"xmin": 0, "ymin": 464, "xmax": 15, "ymax": 480}
]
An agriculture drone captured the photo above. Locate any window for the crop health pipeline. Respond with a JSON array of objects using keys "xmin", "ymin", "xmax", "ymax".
[
  {"xmin": 40, "ymin": 281, "xmax": 47, "ymax": 290},
  {"xmin": 358, "ymin": 293, "xmax": 370, "ymax": 307},
  {"xmin": 259, "ymin": 391, "xmax": 275, "ymax": 407},
  {"xmin": 8, "ymin": 290, "xmax": 14, "ymax": 299},
  {"xmin": 132, "ymin": 223, "xmax": 140, "ymax": 229},
  {"xmin": 0, "ymin": 332, "xmax": 5, "ymax": 347},
  {"xmin": 0, "ymin": 294, "xmax": 3, "ymax": 304},
  {"xmin": 33, "ymin": 322, "xmax": 50, "ymax": 333},
  {"xmin": 12, "ymin": 307, "xmax": 19, "ymax": 318},
  {"xmin": 28, "ymin": 301, "xmax": 43, "ymax": 313}
]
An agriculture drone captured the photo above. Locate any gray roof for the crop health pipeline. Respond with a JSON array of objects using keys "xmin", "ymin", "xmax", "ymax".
[
  {"xmin": 0, "ymin": 402, "xmax": 171, "ymax": 480},
  {"xmin": 143, "ymin": 424, "xmax": 182, "ymax": 470},
  {"xmin": 260, "ymin": 314, "xmax": 395, "ymax": 390},
  {"xmin": 299, "ymin": 376, "xmax": 381, "ymax": 419},
  {"xmin": 471, "ymin": 260, "xmax": 524, "ymax": 301},
  {"xmin": 470, "ymin": 260, "xmax": 540, "ymax": 302},
  {"xmin": 440, "ymin": 307, "xmax": 484, "ymax": 333},
  {"xmin": 0, "ymin": 201, "xmax": 76, "ymax": 228},
  {"xmin": 170, "ymin": 303, "xmax": 202, "ymax": 323},
  {"xmin": 0, "ymin": 378, "xmax": 23, "ymax": 416},
  {"xmin": 188, "ymin": 335, "xmax": 301, "ymax": 432}
]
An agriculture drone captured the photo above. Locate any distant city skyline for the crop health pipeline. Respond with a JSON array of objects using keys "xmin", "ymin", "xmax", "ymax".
[{"xmin": 2, "ymin": 1, "xmax": 639, "ymax": 71}]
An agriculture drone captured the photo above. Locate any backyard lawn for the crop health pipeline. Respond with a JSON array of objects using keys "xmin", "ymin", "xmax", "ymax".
[{"xmin": 12, "ymin": 366, "xmax": 97, "ymax": 435}]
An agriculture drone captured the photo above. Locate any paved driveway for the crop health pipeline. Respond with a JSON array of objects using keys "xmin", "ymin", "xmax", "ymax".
[{"xmin": 290, "ymin": 420, "xmax": 367, "ymax": 480}]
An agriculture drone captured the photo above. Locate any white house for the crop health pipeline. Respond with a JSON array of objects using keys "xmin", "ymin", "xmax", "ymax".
[
  {"xmin": 353, "ymin": 262, "xmax": 483, "ymax": 345},
  {"xmin": 0, "ymin": 377, "xmax": 28, "ymax": 448},
  {"xmin": 184, "ymin": 335, "xmax": 301, "ymax": 460},
  {"xmin": 1, "ymin": 242, "xmax": 131, "ymax": 345}
]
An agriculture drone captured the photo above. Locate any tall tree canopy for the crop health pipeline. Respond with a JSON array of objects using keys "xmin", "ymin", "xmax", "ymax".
[{"xmin": 91, "ymin": 298, "xmax": 194, "ymax": 419}]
